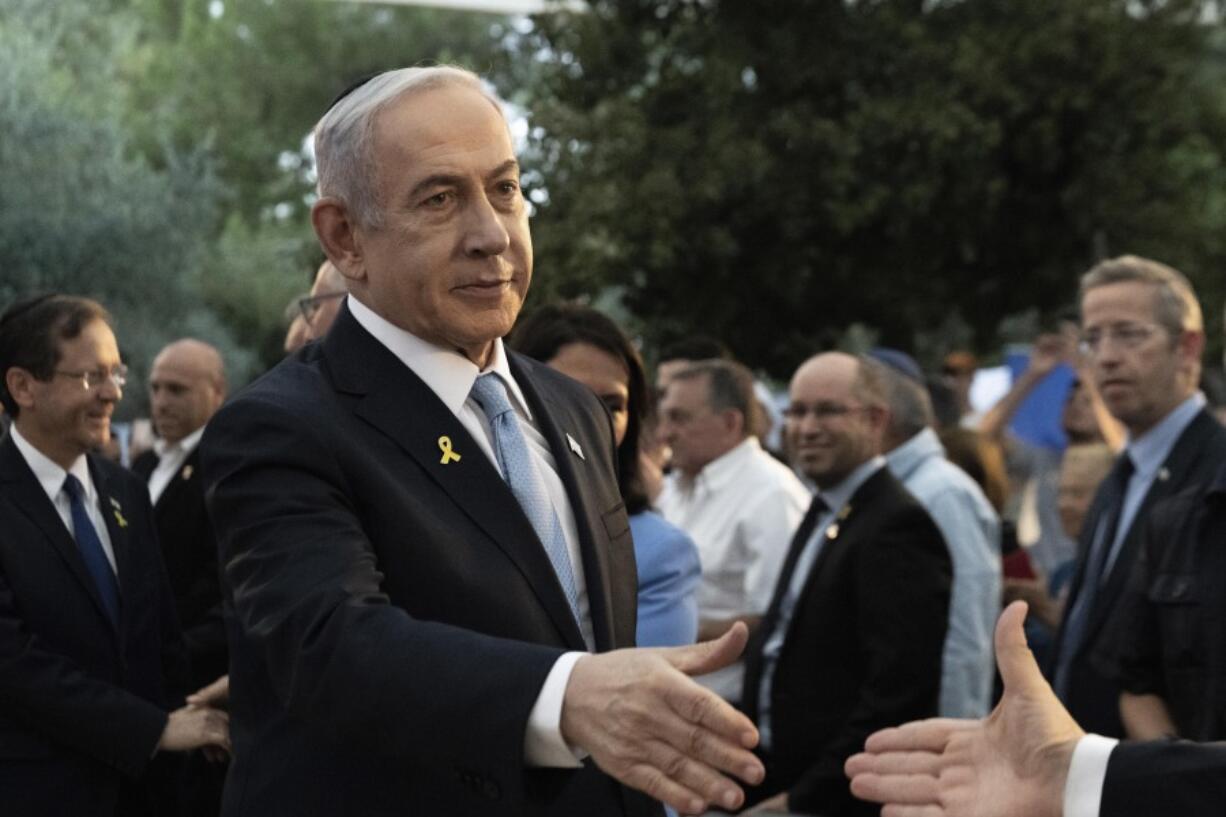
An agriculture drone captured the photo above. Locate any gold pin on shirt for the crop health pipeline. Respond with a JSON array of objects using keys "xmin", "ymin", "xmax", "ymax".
[{"xmin": 438, "ymin": 436, "xmax": 462, "ymax": 465}]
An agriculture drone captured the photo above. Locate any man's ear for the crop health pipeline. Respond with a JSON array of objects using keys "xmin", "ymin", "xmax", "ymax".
[
  {"xmin": 312, "ymin": 198, "xmax": 366, "ymax": 285},
  {"xmin": 1177, "ymin": 328, "xmax": 1205, "ymax": 367},
  {"xmin": 866, "ymin": 404, "xmax": 891, "ymax": 435},
  {"xmin": 720, "ymin": 408, "xmax": 746, "ymax": 438},
  {"xmin": 5, "ymin": 367, "xmax": 37, "ymax": 412}
]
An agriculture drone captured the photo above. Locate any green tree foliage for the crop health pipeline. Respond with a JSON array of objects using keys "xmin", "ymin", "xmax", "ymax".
[
  {"xmin": 514, "ymin": 0, "xmax": 1226, "ymax": 376},
  {"xmin": 1, "ymin": 0, "xmax": 512, "ymax": 389},
  {"xmin": 0, "ymin": 0, "xmax": 251, "ymax": 415}
]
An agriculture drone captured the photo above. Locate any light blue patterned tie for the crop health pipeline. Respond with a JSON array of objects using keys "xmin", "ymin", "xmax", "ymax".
[{"xmin": 470, "ymin": 373, "xmax": 583, "ymax": 631}]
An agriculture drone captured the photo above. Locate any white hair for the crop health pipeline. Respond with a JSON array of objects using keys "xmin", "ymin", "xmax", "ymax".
[{"xmin": 313, "ymin": 66, "xmax": 506, "ymax": 228}]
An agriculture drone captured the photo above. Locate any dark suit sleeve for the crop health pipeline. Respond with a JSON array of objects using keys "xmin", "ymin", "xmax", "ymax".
[
  {"xmin": 789, "ymin": 507, "xmax": 952, "ymax": 813},
  {"xmin": 1101, "ymin": 740, "xmax": 1226, "ymax": 817},
  {"xmin": 203, "ymin": 395, "xmax": 566, "ymax": 791},
  {"xmin": 0, "ymin": 562, "xmax": 168, "ymax": 778}
]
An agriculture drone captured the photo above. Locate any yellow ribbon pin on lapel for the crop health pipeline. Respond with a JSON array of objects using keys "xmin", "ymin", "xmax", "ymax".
[{"xmin": 438, "ymin": 436, "xmax": 462, "ymax": 465}]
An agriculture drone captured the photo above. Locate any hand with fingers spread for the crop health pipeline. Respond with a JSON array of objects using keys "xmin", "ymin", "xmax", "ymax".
[
  {"xmin": 844, "ymin": 602, "xmax": 1084, "ymax": 817},
  {"xmin": 561, "ymin": 622, "xmax": 765, "ymax": 815}
]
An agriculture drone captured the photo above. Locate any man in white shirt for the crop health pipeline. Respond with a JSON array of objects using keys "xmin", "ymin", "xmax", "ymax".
[
  {"xmin": 200, "ymin": 66, "xmax": 764, "ymax": 817},
  {"xmin": 656, "ymin": 359, "xmax": 811, "ymax": 702},
  {"xmin": 845, "ymin": 599, "xmax": 1226, "ymax": 817}
]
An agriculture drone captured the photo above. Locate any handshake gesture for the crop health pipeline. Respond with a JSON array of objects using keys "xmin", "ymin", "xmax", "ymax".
[{"xmin": 158, "ymin": 674, "xmax": 232, "ymax": 762}]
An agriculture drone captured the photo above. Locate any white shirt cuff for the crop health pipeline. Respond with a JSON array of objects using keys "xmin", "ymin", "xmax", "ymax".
[
  {"xmin": 1063, "ymin": 734, "xmax": 1118, "ymax": 817},
  {"xmin": 523, "ymin": 652, "xmax": 587, "ymax": 768}
]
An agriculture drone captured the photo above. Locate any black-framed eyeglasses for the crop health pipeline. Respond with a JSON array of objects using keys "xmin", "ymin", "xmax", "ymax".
[
  {"xmin": 1078, "ymin": 323, "xmax": 1163, "ymax": 356},
  {"xmin": 297, "ymin": 291, "xmax": 346, "ymax": 324},
  {"xmin": 53, "ymin": 364, "xmax": 128, "ymax": 391},
  {"xmin": 782, "ymin": 402, "xmax": 866, "ymax": 422}
]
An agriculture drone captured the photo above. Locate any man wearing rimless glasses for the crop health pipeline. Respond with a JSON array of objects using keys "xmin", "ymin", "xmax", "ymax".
[
  {"xmin": 0, "ymin": 295, "xmax": 229, "ymax": 817},
  {"xmin": 1047, "ymin": 255, "xmax": 1226, "ymax": 742}
]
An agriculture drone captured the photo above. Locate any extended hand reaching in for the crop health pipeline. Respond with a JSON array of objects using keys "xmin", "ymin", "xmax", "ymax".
[
  {"xmin": 845, "ymin": 602, "xmax": 1084, "ymax": 817},
  {"xmin": 561, "ymin": 622, "xmax": 764, "ymax": 815}
]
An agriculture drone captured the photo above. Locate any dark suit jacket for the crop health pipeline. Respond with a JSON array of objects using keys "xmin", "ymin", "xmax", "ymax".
[
  {"xmin": 742, "ymin": 466, "xmax": 952, "ymax": 816},
  {"xmin": 1050, "ymin": 408, "xmax": 1226, "ymax": 736},
  {"xmin": 1107, "ymin": 463, "xmax": 1226, "ymax": 740},
  {"xmin": 201, "ymin": 305, "xmax": 657, "ymax": 817},
  {"xmin": 1101, "ymin": 739, "xmax": 1226, "ymax": 816},
  {"xmin": 0, "ymin": 434, "xmax": 185, "ymax": 817},
  {"xmin": 133, "ymin": 445, "xmax": 227, "ymax": 687}
]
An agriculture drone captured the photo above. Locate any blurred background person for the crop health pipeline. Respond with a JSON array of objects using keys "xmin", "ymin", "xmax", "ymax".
[
  {"xmin": 283, "ymin": 260, "xmax": 347, "ymax": 355},
  {"xmin": 132, "ymin": 338, "xmax": 229, "ymax": 816},
  {"xmin": 875, "ymin": 350, "xmax": 1001, "ymax": 719},
  {"xmin": 656, "ymin": 359, "xmax": 810, "ymax": 703},
  {"xmin": 1049, "ymin": 255, "xmax": 1226, "ymax": 738},
  {"xmin": 511, "ymin": 303, "xmax": 702, "ymax": 648}
]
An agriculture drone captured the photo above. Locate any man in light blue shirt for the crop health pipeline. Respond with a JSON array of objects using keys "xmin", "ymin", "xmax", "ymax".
[{"xmin": 876, "ymin": 355, "xmax": 1002, "ymax": 718}]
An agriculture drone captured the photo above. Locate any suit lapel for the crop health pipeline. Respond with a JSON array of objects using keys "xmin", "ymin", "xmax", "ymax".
[
  {"xmin": 327, "ymin": 310, "xmax": 587, "ymax": 650},
  {"xmin": 153, "ymin": 447, "xmax": 200, "ymax": 518},
  {"xmin": 0, "ymin": 438, "xmax": 121, "ymax": 639},
  {"xmin": 511, "ymin": 355, "xmax": 617, "ymax": 652}
]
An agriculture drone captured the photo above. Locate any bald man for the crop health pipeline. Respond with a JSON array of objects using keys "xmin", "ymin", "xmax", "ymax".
[
  {"xmin": 132, "ymin": 339, "xmax": 229, "ymax": 816},
  {"xmin": 740, "ymin": 353, "xmax": 951, "ymax": 815},
  {"xmin": 132, "ymin": 339, "xmax": 227, "ymax": 687}
]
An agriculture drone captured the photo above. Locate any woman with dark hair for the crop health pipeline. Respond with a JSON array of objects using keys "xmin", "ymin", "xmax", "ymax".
[{"xmin": 511, "ymin": 303, "xmax": 701, "ymax": 647}]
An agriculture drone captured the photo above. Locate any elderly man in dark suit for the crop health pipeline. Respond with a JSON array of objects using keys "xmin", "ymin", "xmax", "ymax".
[
  {"xmin": 740, "ymin": 353, "xmax": 952, "ymax": 816},
  {"xmin": 201, "ymin": 66, "xmax": 763, "ymax": 817},
  {"xmin": 1048, "ymin": 255, "xmax": 1226, "ymax": 738},
  {"xmin": 0, "ymin": 295, "xmax": 229, "ymax": 817}
]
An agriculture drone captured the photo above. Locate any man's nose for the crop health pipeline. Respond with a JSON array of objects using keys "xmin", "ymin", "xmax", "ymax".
[{"xmin": 463, "ymin": 196, "xmax": 511, "ymax": 258}]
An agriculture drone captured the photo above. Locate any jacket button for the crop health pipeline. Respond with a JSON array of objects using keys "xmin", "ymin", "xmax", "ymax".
[{"xmin": 481, "ymin": 779, "xmax": 501, "ymax": 800}]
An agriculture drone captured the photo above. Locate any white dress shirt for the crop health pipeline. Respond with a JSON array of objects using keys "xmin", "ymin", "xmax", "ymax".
[
  {"xmin": 349, "ymin": 296, "xmax": 587, "ymax": 767},
  {"xmin": 1064, "ymin": 734, "xmax": 1118, "ymax": 817},
  {"xmin": 147, "ymin": 426, "xmax": 205, "ymax": 505},
  {"xmin": 10, "ymin": 424, "xmax": 118, "ymax": 574},
  {"xmin": 658, "ymin": 436, "xmax": 811, "ymax": 700}
]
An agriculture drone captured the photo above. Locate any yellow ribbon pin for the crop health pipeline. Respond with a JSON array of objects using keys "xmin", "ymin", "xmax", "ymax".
[
  {"xmin": 113, "ymin": 509, "xmax": 128, "ymax": 529},
  {"xmin": 438, "ymin": 436, "xmax": 462, "ymax": 465}
]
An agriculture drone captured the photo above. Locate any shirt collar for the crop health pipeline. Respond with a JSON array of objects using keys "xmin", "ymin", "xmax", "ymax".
[
  {"xmin": 348, "ymin": 295, "xmax": 532, "ymax": 420},
  {"xmin": 10, "ymin": 423, "xmax": 93, "ymax": 505},
  {"xmin": 817, "ymin": 455, "xmax": 886, "ymax": 515},
  {"xmin": 690, "ymin": 436, "xmax": 763, "ymax": 493},
  {"xmin": 1126, "ymin": 391, "xmax": 1206, "ymax": 480},
  {"xmin": 153, "ymin": 425, "xmax": 205, "ymax": 459},
  {"xmin": 884, "ymin": 427, "xmax": 943, "ymax": 480}
]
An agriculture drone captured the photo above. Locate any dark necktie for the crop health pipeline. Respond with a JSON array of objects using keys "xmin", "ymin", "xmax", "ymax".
[
  {"xmin": 62, "ymin": 474, "xmax": 121, "ymax": 628},
  {"xmin": 1053, "ymin": 452, "xmax": 1134, "ymax": 698}
]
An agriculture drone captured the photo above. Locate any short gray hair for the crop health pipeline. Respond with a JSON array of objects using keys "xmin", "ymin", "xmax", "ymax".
[
  {"xmin": 879, "ymin": 365, "xmax": 934, "ymax": 440},
  {"xmin": 672, "ymin": 359, "xmax": 761, "ymax": 439},
  {"xmin": 313, "ymin": 66, "xmax": 506, "ymax": 229},
  {"xmin": 1080, "ymin": 255, "xmax": 1203, "ymax": 337}
]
